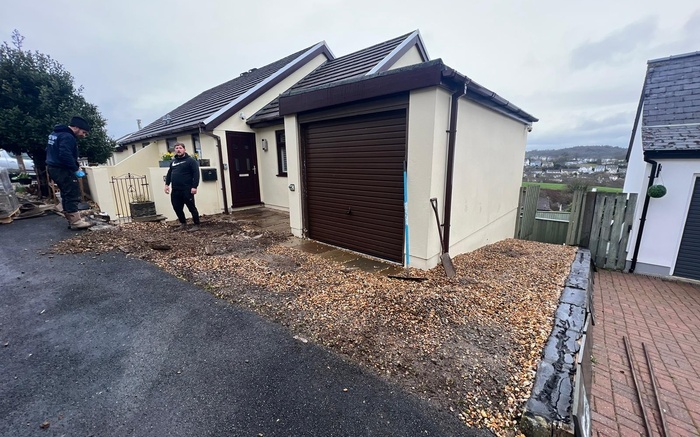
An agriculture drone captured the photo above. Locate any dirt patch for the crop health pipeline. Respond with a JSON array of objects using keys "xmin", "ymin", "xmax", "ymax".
[{"xmin": 50, "ymin": 214, "xmax": 577, "ymax": 436}]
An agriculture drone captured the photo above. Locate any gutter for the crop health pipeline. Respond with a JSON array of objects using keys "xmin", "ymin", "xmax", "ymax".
[
  {"xmin": 199, "ymin": 125, "xmax": 230, "ymax": 215},
  {"xmin": 629, "ymin": 156, "xmax": 660, "ymax": 273},
  {"xmin": 442, "ymin": 70, "xmax": 469, "ymax": 253}
]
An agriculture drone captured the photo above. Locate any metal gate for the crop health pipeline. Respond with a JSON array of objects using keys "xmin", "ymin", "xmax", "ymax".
[{"xmin": 110, "ymin": 173, "xmax": 150, "ymax": 222}]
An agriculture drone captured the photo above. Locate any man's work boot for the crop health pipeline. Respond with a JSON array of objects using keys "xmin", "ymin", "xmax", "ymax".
[
  {"xmin": 177, "ymin": 223, "xmax": 187, "ymax": 231},
  {"xmin": 66, "ymin": 212, "xmax": 93, "ymax": 230},
  {"xmin": 188, "ymin": 224, "xmax": 200, "ymax": 232}
]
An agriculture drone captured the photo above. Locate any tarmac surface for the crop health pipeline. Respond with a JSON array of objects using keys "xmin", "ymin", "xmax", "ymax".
[{"xmin": 0, "ymin": 214, "xmax": 486, "ymax": 437}]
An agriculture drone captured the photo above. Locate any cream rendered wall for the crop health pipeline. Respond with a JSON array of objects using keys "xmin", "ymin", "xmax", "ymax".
[
  {"xmin": 284, "ymin": 114, "xmax": 303, "ymax": 237},
  {"xmin": 626, "ymin": 161, "xmax": 699, "ymax": 276},
  {"xmin": 208, "ymin": 53, "xmax": 328, "ymax": 210},
  {"xmin": 388, "ymin": 46, "xmax": 424, "ymax": 71},
  {"xmin": 255, "ymin": 124, "xmax": 289, "ymax": 210},
  {"xmin": 406, "ymin": 87, "xmax": 451, "ymax": 269},
  {"xmin": 449, "ymin": 99, "xmax": 528, "ymax": 260}
]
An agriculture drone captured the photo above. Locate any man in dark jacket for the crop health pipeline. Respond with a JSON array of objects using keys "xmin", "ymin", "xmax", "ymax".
[
  {"xmin": 46, "ymin": 116, "xmax": 92, "ymax": 230},
  {"xmin": 164, "ymin": 142, "xmax": 201, "ymax": 231}
]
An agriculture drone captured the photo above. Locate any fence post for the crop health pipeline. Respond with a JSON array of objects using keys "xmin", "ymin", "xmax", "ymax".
[
  {"xmin": 518, "ymin": 185, "xmax": 540, "ymax": 240},
  {"xmin": 566, "ymin": 189, "xmax": 586, "ymax": 245},
  {"xmin": 616, "ymin": 193, "xmax": 637, "ymax": 270},
  {"xmin": 578, "ymin": 192, "xmax": 597, "ymax": 248}
]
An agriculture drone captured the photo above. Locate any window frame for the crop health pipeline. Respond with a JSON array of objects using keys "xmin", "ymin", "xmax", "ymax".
[{"xmin": 275, "ymin": 130, "xmax": 287, "ymax": 177}]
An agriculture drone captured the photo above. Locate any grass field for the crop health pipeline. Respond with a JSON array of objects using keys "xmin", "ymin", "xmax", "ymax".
[{"xmin": 522, "ymin": 182, "xmax": 623, "ymax": 193}]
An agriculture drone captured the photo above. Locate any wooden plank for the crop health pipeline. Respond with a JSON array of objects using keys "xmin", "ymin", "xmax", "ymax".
[
  {"xmin": 520, "ymin": 185, "xmax": 540, "ymax": 240},
  {"xmin": 605, "ymin": 194, "xmax": 628, "ymax": 269},
  {"xmin": 566, "ymin": 190, "xmax": 586, "ymax": 245},
  {"xmin": 616, "ymin": 194, "xmax": 638, "ymax": 270},
  {"xmin": 596, "ymin": 194, "xmax": 616, "ymax": 268},
  {"xmin": 579, "ymin": 192, "xmax": 597, "ymax": 247},
  {"xmin": 514, "ymin": 186, "xmax": 526, "ymax": 238},
  {"xmin": 589, "ymin": 194, "xmax": 607, "ymax": 267}
]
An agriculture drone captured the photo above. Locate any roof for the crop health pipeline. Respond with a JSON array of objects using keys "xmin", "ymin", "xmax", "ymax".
[
  {"xmin": 639, "ymin": 51, "xmax": 700, "ymax": 155},
  {"xmin": 121, "ymin": 43, "xmax": 333, "ymax": 144},
  {"xmin": 247, "ymin": 31, "xmax": 429, "ymax": 126},
  {"xmin": 277, "ymin": 59, "xmax": 538, "ymax": 125}
]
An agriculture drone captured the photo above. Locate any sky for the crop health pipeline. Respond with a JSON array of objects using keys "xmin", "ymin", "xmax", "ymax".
[{"xmin": 2, "ymin": 0, "xmax": 699, "ymax": 150}]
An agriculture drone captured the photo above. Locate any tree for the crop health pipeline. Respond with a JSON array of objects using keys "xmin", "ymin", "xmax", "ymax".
[{"xmin": 0, "ymin": 30, "xmax": 114, "ymax": 181}]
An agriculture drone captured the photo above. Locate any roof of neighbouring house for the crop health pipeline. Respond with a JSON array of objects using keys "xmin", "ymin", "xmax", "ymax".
[
  {"xmin": 120, "ymin": 42, "xmax": 334, "ymax": 144},
  {"xmin": 639, "ymin": 51, "xmax": 700, "ymax": 154},
  {"xmin": 247, "ymin": 30, "xmax": 429, "ymax": 126}
]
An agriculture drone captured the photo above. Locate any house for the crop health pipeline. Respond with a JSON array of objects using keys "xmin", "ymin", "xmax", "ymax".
[
  {"xmin": 623, "ymin": 51, "xmax": 700, "ymax": 281},
  {"xmin": 98, "ymin": 30, "xmax": 537, "ymax": 269}
]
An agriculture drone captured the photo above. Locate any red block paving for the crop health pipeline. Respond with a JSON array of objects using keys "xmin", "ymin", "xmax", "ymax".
[{"xmin": 592, "ymin": 270, "xmax": 700, "ymax": 437}]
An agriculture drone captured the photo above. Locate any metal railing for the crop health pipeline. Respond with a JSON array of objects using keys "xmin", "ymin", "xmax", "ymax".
[{"xmin": 110, "ymin": 173, "xmax": 150, "ymax": 222}]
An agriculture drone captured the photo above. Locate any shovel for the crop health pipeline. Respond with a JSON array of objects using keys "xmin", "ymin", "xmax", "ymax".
[{"xmin": 430, "ymin": 198, "xmax": 456, "ymax": 277}]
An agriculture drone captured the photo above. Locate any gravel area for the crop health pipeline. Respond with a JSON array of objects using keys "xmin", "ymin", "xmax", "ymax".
[{"xmin": 50, "ymin": 214, "xmax": 577, "ymax": 436}]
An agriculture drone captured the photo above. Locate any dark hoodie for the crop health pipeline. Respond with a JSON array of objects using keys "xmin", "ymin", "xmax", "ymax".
[
  {"xmin": 165, "ymin": 153, "xmax": 200, "ymax": 191},
  {"xmin": 46, "ymin": 125, "xmax": 79, "ymax": 171}
]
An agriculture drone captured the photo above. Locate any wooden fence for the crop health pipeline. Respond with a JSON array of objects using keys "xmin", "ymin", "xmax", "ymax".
[{"xmin": 516, "ymin": 186, "xmax": 638, "ymax": 270}]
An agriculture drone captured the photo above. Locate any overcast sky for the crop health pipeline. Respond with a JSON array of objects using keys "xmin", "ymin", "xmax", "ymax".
[{"xmin": 2, "ymin": 0, "xmax": 698, "ymax": 150}]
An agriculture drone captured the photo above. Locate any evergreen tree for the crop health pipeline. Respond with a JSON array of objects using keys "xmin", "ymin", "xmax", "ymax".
[{"xmin": 0, "ymin": 30, "xmax": 114, "ymax": 179}]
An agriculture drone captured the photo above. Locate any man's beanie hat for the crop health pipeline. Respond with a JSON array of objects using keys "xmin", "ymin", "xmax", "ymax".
[{"xmin": 70, "ymin": 116, "xmax": 91, "ymax": 132}]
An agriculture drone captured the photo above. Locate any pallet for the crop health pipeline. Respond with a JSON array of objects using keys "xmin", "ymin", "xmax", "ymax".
[{"xmin": 0, "ymin": 206, "xmax": 20, "ymax": 224}]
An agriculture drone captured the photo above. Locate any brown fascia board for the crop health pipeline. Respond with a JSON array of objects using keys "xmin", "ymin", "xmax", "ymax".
[
  {"xmin": 278, "ymin": 60, "xmax": 445, "ymax": 115},
  {"xmin": 279, "ymin": 60, "xmax": 538, "ymax": 124},
  {"xmin": 203, "ymin": 43, "xmax": 334, "ymax": 130}
]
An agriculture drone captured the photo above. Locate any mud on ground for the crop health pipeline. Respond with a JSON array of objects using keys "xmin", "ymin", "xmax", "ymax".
[{"xmin": 50, "ymin": 214, "xmax": 577, "ymax": 436}]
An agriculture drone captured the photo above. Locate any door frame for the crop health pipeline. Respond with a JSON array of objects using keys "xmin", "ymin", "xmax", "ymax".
[{"xmin": 225, "ymin": 131, "xmax": 261, "ymax": 208}]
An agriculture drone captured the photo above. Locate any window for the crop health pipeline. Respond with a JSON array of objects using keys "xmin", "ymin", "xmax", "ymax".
[
  {"xmin": 166, "ymin": 137, "xmax": 178, "ymax": 153},
  {"xmin": 191, "ymin": 134, "xmax": 201, "ymax": 157},
  {"xmin": 276, "ymin": 130, "xmax": 287, "ymax": 176}
]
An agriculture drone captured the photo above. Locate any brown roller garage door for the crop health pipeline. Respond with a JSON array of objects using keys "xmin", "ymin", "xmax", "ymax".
[{"xmin": 302, "ymin": 109, "xmax": 406, "ymax": 262}]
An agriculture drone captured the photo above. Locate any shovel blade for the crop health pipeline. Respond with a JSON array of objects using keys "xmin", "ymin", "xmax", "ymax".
[{"xmin": 441, "ymin": 253, "xmax": 456, "ymax": 278}]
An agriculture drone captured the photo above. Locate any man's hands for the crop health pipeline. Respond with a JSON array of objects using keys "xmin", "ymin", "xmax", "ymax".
[
  {"xmin": 191, "ymin": 188, "xmax": 197, "ymax": 195},
  {"xmin": 164, "ymin": 185, "xmax": 170, "ymax": 194}
]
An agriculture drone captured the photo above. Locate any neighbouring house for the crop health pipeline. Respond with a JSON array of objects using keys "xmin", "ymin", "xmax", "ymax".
[
  {"xmin": 623, "ymin": 50, "xmax": 700, "ymax": 281},
  {"xmin": 97, "ymin": 30, "xmax": 537, "ymax": 269}
]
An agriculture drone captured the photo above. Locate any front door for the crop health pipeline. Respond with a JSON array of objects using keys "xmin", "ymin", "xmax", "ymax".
[{"xmin": 226, "ymin": 131, "xmax": 261, "ymax": 207}]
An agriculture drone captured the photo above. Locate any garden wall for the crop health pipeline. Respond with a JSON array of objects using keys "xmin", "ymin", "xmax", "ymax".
[{"xmin": 520, "ymin": 249, "xmax": 593, "ymax": 437}]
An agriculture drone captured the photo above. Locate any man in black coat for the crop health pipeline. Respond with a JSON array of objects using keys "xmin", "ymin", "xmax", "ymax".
[
  {"xmin": 164, "ymin": 142, "xmax": 200, "ymax": 231},
  {"xmin": 46, "ymin": 116, "xmax": 93, "ymax": 230}
]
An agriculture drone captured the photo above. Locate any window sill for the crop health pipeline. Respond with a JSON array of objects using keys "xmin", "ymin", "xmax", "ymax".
[{"xmin": 276, "ymin": 173, "xmax": 288, "ymax": 177}]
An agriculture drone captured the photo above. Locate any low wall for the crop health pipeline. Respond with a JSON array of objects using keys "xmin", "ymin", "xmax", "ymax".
[{"xmin": 520, "ymin": 249, "xmax": 593, "ymax": 437}]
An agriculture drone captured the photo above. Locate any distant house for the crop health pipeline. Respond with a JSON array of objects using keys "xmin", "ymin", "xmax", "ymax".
[
  {"xmin": 94, "ymin": 30, "xmax": 537, "ymax": 269},
  {"xmin": 623, "ymin": 50, "xmax": 700, "ymax": 280}
]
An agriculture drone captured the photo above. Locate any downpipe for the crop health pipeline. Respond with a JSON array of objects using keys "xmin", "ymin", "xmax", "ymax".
[
  {"xmin": 628, "ymin": 157, "xmax": 659, "ymax": 273},
  {"xmin": 443, "ymin": 81, "xmax": 467, "ymax": 253},
  {"xmin": 199, "ymin": 126, "xmax": 229, "ymax": 214}
]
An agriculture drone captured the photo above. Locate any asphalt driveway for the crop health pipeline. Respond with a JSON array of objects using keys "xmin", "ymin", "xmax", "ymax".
[{"xmin": 0, "ymin": 214, "xmax": 484, "ymax": 437}]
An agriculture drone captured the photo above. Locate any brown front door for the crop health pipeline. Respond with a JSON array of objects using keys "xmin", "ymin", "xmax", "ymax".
[{"xmin": 226, "ymin": 131, "xmax": 261, "ymax": 207}]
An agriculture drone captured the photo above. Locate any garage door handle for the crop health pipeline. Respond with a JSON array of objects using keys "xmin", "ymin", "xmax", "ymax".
[{"xmin": 347, "ymin": 207, "xmax": 352, "ymax": 215}]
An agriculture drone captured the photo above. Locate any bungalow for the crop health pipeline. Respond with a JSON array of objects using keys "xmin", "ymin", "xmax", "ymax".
[
  {"xmin": 623, "ymin": 50, "xmax": 700, "ymax": 281},
  {"xmin": 99, "ymin": 30, "xmax": 537, "ymax": 269}
]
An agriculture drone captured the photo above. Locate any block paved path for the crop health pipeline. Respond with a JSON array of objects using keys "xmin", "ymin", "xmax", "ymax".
[{"xmin": 592, "ymin": 270, "xmax": 700, "ymax": 437}]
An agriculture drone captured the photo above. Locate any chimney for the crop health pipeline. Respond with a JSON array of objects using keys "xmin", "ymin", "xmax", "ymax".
[{"xmin": 137, "ymin": 119, "xmax": 142, "ymax": 130}]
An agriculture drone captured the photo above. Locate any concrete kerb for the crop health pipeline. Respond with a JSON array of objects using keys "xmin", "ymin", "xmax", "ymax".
[{"xmin": 520, "ymin": 249, "xmax": 593, "ymax": 437}]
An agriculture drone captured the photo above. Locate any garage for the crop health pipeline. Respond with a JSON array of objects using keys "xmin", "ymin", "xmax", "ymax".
[
  {"xmin": 301, "ymin": 109, "xmax": 406, "ymax": 262},
  {"xmin": 674, "ymin": 176, "xmax": 700, "ymax": 281}
]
